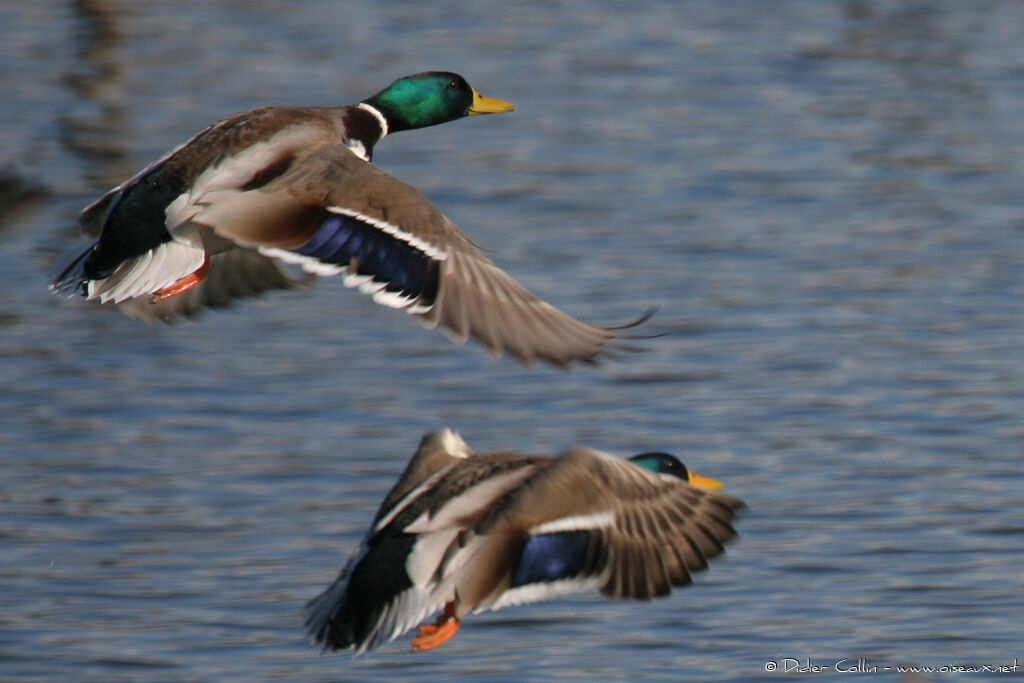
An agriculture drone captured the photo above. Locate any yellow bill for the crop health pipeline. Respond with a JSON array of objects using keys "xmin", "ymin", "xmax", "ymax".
[
  {"xmin": 687, "ymin": 471, "xmax": 725, "ymax": 491},
  {"xmin": 469, "ymin": 90, "xmax": 515, "ymax": 115}
]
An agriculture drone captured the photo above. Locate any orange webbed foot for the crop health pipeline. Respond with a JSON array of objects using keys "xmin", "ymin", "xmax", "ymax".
[
  {"xmin": 411, "ymin": 602, "xmax": 461, "ymax": 652},
  {"xmin": 150, "ymin": 256, "xmax": 211, "ymax": 303}
]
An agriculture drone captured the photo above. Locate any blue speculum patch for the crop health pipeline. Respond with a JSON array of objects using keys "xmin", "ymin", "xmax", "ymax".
[
  {"xmin": 512, "ymin": 531, "xmax": 590, "ymax": 587},
  {"xmin": 296, "ymin": 213, "xmax": 437, "ymax": 301}
]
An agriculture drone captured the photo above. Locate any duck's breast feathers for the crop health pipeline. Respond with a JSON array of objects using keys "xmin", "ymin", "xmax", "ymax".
[{"xmin": 478, "ymin": 448, "xmax": 743, "ymax": 606}]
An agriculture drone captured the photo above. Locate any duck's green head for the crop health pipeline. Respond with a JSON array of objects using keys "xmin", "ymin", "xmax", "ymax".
[
  {"xmin": 362, "ymin": 71, "xmax": 514, "ymax": 134},
  {"xmin": 629, "ymin": 452, "xmax": 724, "ymax": 491}
]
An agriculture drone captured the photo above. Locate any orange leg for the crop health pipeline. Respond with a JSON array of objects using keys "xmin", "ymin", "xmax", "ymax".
[
  {"xmin": 411, "ymin": 602, "xmax": 461, "ymax": 652},
  {"xmin": 149, "ymin": 255, "xmax": 211, "ymax": 304}
]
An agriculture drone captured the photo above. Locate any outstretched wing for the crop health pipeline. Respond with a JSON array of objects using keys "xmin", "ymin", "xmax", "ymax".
[
  {"xmin": 196, "ymin": 145, "xmax": 646, "ymax": 365},
  {"xmin": 467, "ymin": 447, "xmax": 743, "ymax": 610}
]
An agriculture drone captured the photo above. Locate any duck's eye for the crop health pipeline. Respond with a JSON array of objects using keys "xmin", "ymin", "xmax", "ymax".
[{"xmin": 446, "ymin": 79, "xmax": 459, "ymax": 90}]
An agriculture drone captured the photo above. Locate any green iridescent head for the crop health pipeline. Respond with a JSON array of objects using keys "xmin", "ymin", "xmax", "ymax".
[
  {"xmin": 362, "ymin": 71, "xmax": 514, "ymax": 133},
  {"xmin": 629, "ymin": 452, "xmax": 724, "ymax": 490}
]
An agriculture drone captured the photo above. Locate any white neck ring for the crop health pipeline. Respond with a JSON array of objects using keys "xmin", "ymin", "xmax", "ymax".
[{"xmin": 357, "ymin": 102, "xmax": 389, "ymax": 139}]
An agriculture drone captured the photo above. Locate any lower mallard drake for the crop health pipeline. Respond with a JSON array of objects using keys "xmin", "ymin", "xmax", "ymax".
[
  {"xmin": 305, "ymin": 429, "xmax": 744, "ymax": 654},
  {"xmin": 50, "ymin": 71, "xmax": 646, "ymax": 366}
]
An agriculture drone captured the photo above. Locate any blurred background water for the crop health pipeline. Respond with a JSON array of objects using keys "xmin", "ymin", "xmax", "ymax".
[{"xmin": 2, "ymin": 1, "xmax": 1023, "ymax": 680}]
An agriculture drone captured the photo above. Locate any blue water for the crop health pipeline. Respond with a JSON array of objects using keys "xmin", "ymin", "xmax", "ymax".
[{"xmin": 3, "ymin": 1, "xmax": 1023, "ymax": 680}]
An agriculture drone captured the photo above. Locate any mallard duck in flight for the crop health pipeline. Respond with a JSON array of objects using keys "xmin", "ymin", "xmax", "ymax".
[
  {"xmin": 51, "ymin": 71, "xmax": 646, "ymax": 366},
  {"xmin": 305, "ymin": 429, "xmax": 744, "ymax": 653}
]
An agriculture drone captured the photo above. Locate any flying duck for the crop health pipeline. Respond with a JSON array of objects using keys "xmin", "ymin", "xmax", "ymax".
[
  {"xmin": 305, "ymin": 429, "xmax": 744, "ymax": 654},
  {"xmin": 50, "ymin": 71, "xmax": 644, "ymax": 366}
]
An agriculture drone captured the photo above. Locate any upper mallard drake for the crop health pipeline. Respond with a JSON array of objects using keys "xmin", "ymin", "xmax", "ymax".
[
  {"xmin": 50, "ymin": 71, "xmax": 644, "ymax": 366},
  {"xmin": 305, "ymin": 429, "xmax": 744, "ymax": 654}
]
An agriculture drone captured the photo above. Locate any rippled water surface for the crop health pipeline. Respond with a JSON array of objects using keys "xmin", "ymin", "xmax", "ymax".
[{"xmin": 3, "ymin": 1, "xmax": 1023, "ymax": 681}]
